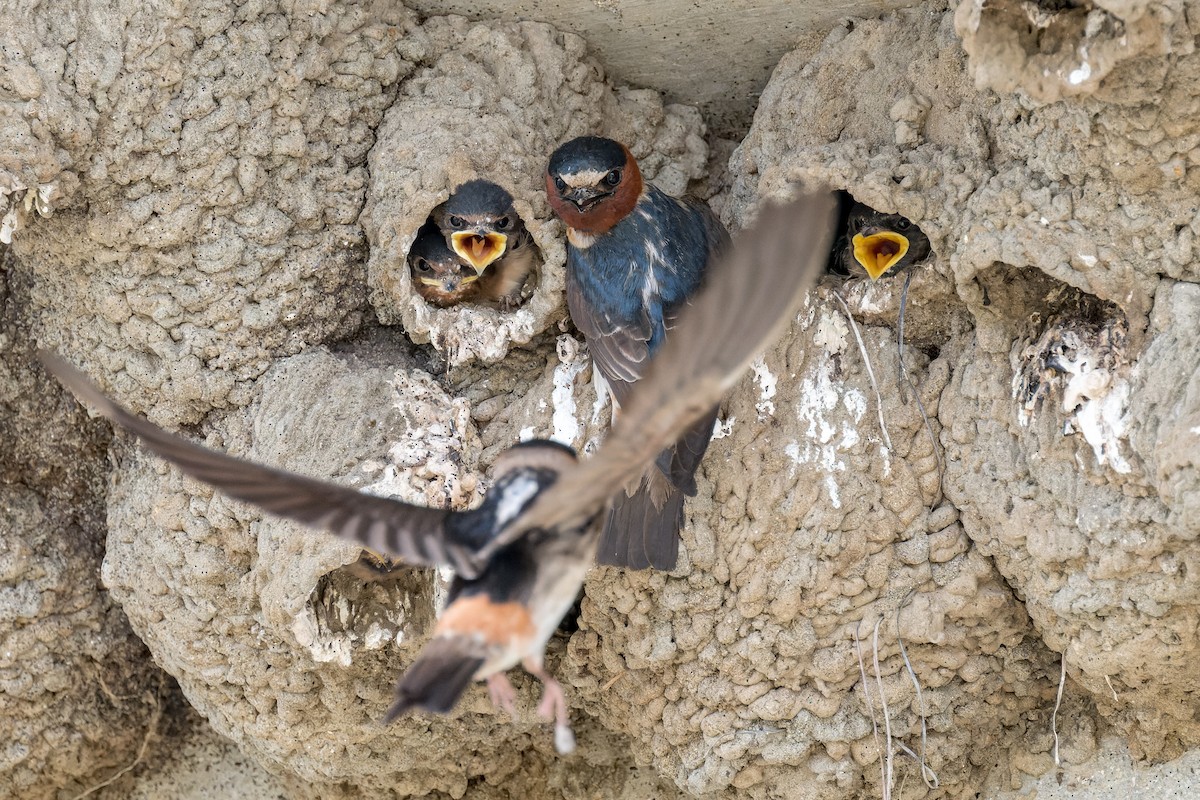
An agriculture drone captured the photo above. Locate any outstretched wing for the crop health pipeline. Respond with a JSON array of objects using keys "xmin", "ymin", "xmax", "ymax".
[
  {"xmin": 497, "ymin": 192, "xmax": 837, "ymax": 545},
  {"xmin": 39, "ymin": 354, "xmax": 491, "ymax": 579}
]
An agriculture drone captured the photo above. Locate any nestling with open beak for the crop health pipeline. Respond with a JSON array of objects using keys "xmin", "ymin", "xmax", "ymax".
[
  {"xmin": 40, "ymin": 193, "xmax": 836, "ymax": 756},
  {"xmin": 545, "ymin": 135, "xmax": 732, "ymax": 571},
  {"xmin": 840, "ymin": 201, "xmax": 931, "ymax": 280},
  {"xmin": 431, "ymin": 179, "xmax": 535, "ymax": 310}
]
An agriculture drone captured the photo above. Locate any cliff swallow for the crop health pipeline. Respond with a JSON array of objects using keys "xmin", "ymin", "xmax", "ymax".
[
  {"xmin": 545, "ymin": 135, "xmax": 732, "ymax": 570},
  {"xmin": 409, "ymin": 220, "xmax": 481, "ymax": 308},
  {"xmin": 40, "ymin": 192, "xmax": 836, "ymax": 754},
  {"xmin": 431, "ymin": 179, "xmax": 535, "ymax": 310},
  {"xmin": 839, "ymin": 201, "xmax": 931, "ymax": 281}
]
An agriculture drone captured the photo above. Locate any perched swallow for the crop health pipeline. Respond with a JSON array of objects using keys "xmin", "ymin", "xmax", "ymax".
[
  {"xmin": 40, "ymin": 193, "xmax": 836, "ymax": 755},
  {"xmin": 838, "ymin": 201, "xmax": 931, "ymax": 281},
  {"xmin": 545, "ymin": 135, "xmax": 732, "ymax": 571},
  {"xmin": 431, "ymin": 179, "xmax": 535, "ymax": 310},
  {"xmin": 409, "ymin": 220, "xmax": 482, "ymax": 308}
]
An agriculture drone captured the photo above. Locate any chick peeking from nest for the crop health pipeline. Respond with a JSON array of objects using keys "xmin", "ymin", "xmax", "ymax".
[
  {"xmin": 425, "ymin": 179, "xmax": 536, "ymax": 311},
  {"xmin": 834, "ymin": 200, "xmax": 933, "ymax": 395}
]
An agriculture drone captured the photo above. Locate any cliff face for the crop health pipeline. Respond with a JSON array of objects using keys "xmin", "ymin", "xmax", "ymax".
[{"xmin": 2, "ymin": 1, "xmax": 1198, "ymax": 798}]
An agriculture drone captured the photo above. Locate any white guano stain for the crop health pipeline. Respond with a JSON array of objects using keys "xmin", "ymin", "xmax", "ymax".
[
  {"xmin": 784, "ymin": 358, "xmax": 862, "ymax": 509},
  {"xmin": 712, "ymin": 416, "xmax": 735, "ymax": 439},
  {"xmin": 518, "ymin": 426, "xmax": 535, "ymax": 441},
  {"xmin": 751, "ymin": 357, "xmax": 777, "ymax": 418},
  {"xmin": 552, "ymin": 335, "xmax": 589, "ymax": 447}
]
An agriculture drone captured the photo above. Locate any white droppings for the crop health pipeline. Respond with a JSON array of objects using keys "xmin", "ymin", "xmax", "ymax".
[
  {"xmin": 750, "ymin": 357, "xmax": 777, "ymax": 418},
  {"xmin": 843, "ymin": 389, "xmax": 867, "ymax": 423},
  {"xmin": 857, "ymin": 284, "xmax": 886, "ymax": 314},
  {"xmin": 552, "ymin": 334, "xmax": 589, "ymax": 447},
  {"xmin": 1018, "ymin": 327, "xmax": 1131, "ymax": 474},
  {"xmin": 292, "ymin": 611, "xmax": 353, "ymax": 667},
  {"xmin": 518, "ymin": 426, "xmax": 536, "ymax": 441},
  {"xmin": 788, "ymin": 358, "xmax": 860, "ymax": 507},
  {"xmin": 1068, "ymin": 61, "xmax": 1091, "ymax": 86},
  {"xmin": 363, "ymin": 622, "xmax": 393, "ymax": 650},
  {"xmin": 1072, "ymin": 379, "xmax": 1132, "ymax": 474},
  {"xmin": 1191, "ymin": 426, "xmax": 1200, "ymax": 436},
  {"xmin": 537, "ymin": 399, "xmax": 547, "ymax": 411},
  {"xmin": 813, "ymin": 310, "xmax": 849, "ymax": 355},
  {"xmin": 712, "ymin": 416, "xmax": 736, "ymax": 439},
  {"xmin": 825, "ymin": 475, "xmax": 842, "ymax": 508}
]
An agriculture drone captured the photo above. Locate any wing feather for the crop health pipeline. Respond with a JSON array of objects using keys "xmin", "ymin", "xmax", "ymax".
[{"xmin": 38, "ymin": 354, "xmax": 488, "ymax": 579}]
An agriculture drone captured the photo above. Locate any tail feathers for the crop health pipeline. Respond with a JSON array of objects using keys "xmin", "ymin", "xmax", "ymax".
[
  {"xmin": 384, "ymin": 637, "xmax": 485, "ymax": 722},
  {"xmin": 597, "ymin": 480, "xmax": 685, "ymax": 570}
]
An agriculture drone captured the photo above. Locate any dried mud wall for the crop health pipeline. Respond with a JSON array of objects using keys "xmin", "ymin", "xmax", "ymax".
[{"xmin": 2, "ymin": 0, "xmax": 1199, "ymax": 798}]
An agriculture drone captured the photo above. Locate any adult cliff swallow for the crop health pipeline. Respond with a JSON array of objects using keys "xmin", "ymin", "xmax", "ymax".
[
  {"xmin": 545, "ymin": 135, "xmax": 731, "ymax": 571},
  {"xmin": 432, "ymin": 179, "xmax": 535, "ymax": 310},
  {"xmin": 409, "ymin": 220, "xmax": 481, "ymax": 308},
  {"xmin": 839, "ymin": 201, "xmax": 931, "ymax": 281},
  {"xmin": 40, "ymin": 193, "xmax": 835, "ymax": 755}
]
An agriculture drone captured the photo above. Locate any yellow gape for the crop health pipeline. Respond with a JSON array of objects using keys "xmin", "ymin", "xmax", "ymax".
[
  {"xmin": 451, "ymin": 231, "xmax": 508, "ymax": 273},
  {"xmin": 852, "ymin": 231, "xmax": 910, "ymax": 280}
]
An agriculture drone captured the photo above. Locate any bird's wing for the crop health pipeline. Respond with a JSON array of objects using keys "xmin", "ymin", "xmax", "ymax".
[
  {"xmin": 38, "ymin": 354, "xmax": 492, "ymax": 579},
  {"xmin": 486, "ymin": 192, "xmax": 837, "ymax": 548},
  {"xmin": 565, "ymin": 275, "xmax": 645, "ymax": 404}
]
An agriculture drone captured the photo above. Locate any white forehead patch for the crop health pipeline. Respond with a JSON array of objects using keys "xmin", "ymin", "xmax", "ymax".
[
  {"xmin": 562, "ymin": 169, "xmax": 610, "ymax": 187},
  {"xmin": 495, "ymin": 473, "xmax": 541, "ymax": 527}
]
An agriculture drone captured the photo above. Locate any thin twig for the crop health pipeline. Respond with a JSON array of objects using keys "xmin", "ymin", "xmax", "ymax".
[
  {"xmin": 70, "ymin": 686, "xmax": 162, "ymax": 799},
  {"xmin": 897, "ymin": 271, "xmax": 913, "ymax": 404},
  {"xmin": 834, "ymin": 290, "xmax": 892, "ymax": 451},
  {"xmin": 1052, "ymin": 646, "xmax": 1068, "ymax": 767},
  {"xmin": 854, "ymin": 621, "xmax": 886, "ymax": 797},
  {"xmin": 873, "ymin": 618, "xmax": 894, "ymax": 800},
  {"xmin": 895, "ymin": 592, "xmax": 938, "ymax": 788}
]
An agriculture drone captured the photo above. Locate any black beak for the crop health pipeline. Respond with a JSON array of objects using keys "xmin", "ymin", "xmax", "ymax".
[{"xmin": 566, "ymin": 187, "xmax": 610, "ymax": 211}]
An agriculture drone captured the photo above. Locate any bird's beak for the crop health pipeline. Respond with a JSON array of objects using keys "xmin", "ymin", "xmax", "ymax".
[
  {"xmin": 451, "ymin": 231, "xmax": 507, "ymax": 273},
  {"xmin": 564, "ymin": 187, "xmax": 608, "ymax": 212},
  {"xmin": 852, "ymin": 231, "xmax": 910, "ymax": 280}
]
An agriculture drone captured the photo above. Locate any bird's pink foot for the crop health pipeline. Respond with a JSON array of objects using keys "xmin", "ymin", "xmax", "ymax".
[
  {"xmin": 486, "ymin": 673, "xmax": 517, "ymax": 717},
  {"xmin": 523, "ymin": 658, "xmax": 575, "ymax": 754}
]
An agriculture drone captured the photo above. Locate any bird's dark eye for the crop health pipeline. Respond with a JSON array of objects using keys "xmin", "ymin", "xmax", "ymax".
[
  {"xmin": 496, "ymin": 216, "xmax": 510, "ymax": 230},
  {"xmin": 415, "ymin": 258, "xmax": 431, "ymax": 272},
  {"xmin": 895, "ymin": 218, "xmax": 911, "ymax": 230},
  {"xmin": 449, "ymin": 215, "xmax": 465, "ymax": 229},
  {"xmin": 553, "ymin": 176, "xmax": 567, "ymax": 193},
  {"xmin": 604, "ymin": 169, "xmax": 621, "ymax": 186}
]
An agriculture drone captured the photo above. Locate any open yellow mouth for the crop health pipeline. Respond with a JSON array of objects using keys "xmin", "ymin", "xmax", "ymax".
[
  {"xmin": 852, "ymin": 231, "xmax": 910, "ymax": 280},
  {"xmin": 451, "ymin": 231, "xmax": 507, "ymax": 273}
]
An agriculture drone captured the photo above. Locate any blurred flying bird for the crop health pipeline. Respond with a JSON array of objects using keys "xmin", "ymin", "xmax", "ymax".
[{"xmin": 40, "ymin": 192, "xmax": 836, "ymax": 755}]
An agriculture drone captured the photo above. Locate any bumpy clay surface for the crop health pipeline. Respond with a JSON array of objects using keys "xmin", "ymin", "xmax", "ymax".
[
  {"xmin": 3, "ymin": 1, "xmax": 424, "ymax": 427},
  {"xmin": 1, "ymin": 249, "xmax": 163, "ymax": 799},
  {"xmin": 4, "ymin": 0, "xmax": 1200, "ymax": 797}
]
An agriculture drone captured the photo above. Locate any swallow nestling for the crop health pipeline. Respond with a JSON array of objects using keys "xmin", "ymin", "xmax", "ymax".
[
  {"xmin": 431, "ymin": 179, "xmax": 535, "ymax": 310},
  {"xmin": 545, "ymin": 135, "xmax": 732, "ymax": 571},
  {"xmin": 409, "ymin": 220, "xmax": 481, "ymax": 308},
  {"xmin": 839, "ymin": 201, "xmax": 931, "ymax": 281},
  {"xmin": 40, "ymin": 193, "xmax": 836, "ymax": 755}
]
